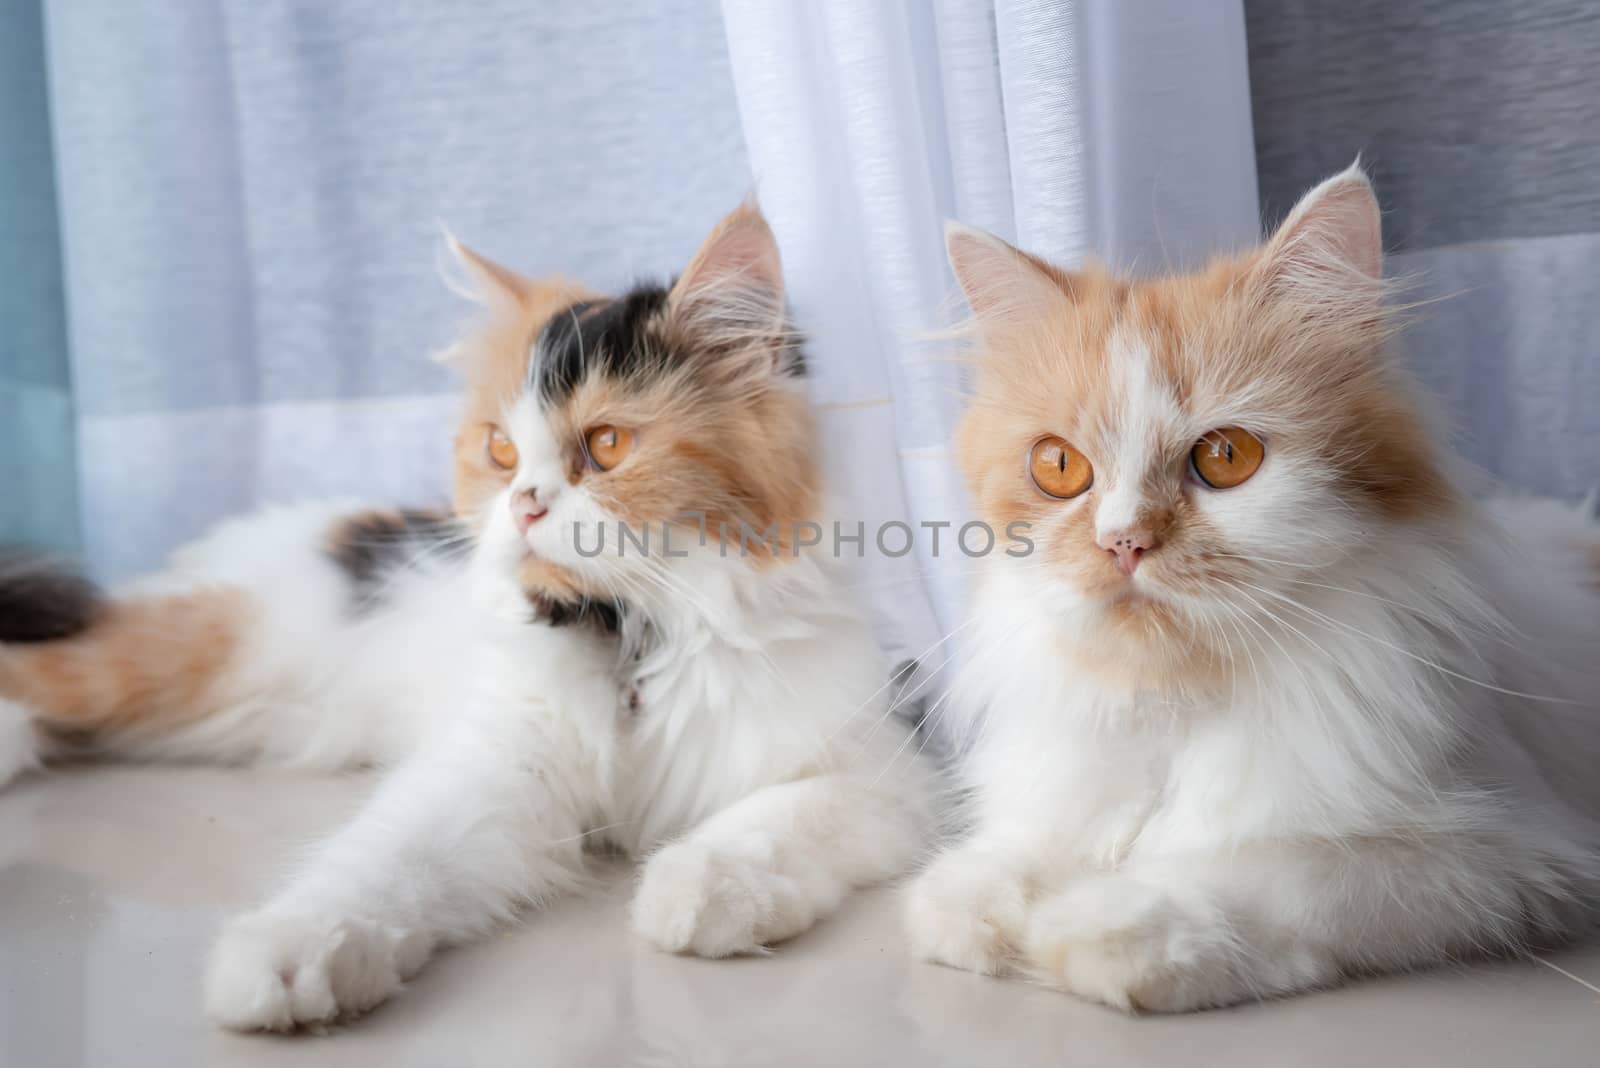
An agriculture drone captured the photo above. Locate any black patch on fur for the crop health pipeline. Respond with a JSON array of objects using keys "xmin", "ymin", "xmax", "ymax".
[
  {"xmin": 325, "ymin": 508, "xmax": 465, "ymax": 614},
  {"xmin": 533, "ymin": 283, "xmax": 807, "ymax": 406},
  {"xmin": 780, "ymin": 339, "xmax": 807, "ymax": 379},
  {"xmin": 535, "ymin": 595, "xmax": 624, "ymax": 634},
  {"xmin": 535, "ymin": 288, "xmax": 671, "ymax": 406},
  {"xmin": 0, "ymin": 550, "xmax": 104, "ymax": 642}
]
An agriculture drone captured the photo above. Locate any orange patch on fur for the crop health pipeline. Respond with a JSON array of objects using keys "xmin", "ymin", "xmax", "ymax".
[
  {"xmin": 448, "ymin": 275, "xmax": 601, "ymax": 526},
  {"xmin": 954, "ymin": 214, "xmax": 1459, "ymax": 690},
  {"xmin": 549, "ymin": 368, "xmax": 820, "ymax": 562},
  {"xmin": 1, "ymin": 587, "xmax": 249, "ymax": 738},
  {"xmin": 517, "ymin": 556, "xmax": 587, "ymax": 603}
]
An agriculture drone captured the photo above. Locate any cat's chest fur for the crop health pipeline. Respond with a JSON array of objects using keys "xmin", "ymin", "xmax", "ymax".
[
  {"xmin": 596, "ymin": 559, "xmax": 884, "ymax": 855},
  {"xmin": 956, "ymin": 568, "xmax": 1318, "ymax": 873},
  {"xmin": 599, "ymin": 637, "xmax": 832, "ymax": 855},
  {"xmin": 966, "ymin": 684, "xmax": 1308, "ymax": 876}
]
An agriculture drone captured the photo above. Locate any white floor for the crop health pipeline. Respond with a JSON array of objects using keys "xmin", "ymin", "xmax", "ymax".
[{"xmin": 2, "ymin": 766, "xmax": 1597, "ymax": 1067}]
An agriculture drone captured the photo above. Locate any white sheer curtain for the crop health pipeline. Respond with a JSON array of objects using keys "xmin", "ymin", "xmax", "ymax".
[
  {"xmin": 33, "ymin": 0, "xmax": 1260, "ymax": 652},
  {"xmin": 41, "ymin": 1, "xmax": 750, "ymax": 579},
  {"xmin": 720, "ymin": 0, "xmax": 1261, "ymax": 669}
]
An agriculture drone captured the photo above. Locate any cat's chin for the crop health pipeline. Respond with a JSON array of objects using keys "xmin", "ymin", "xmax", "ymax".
[
  {"xmin": 516, "ymin": 554, "xmax": 597, "ymax": 606},
  {"xmin": 1083, "ymin": 579, "xmax": 1164, "ymax": 613},
  {"xmin": 1063, "ymin": 601, "xmax": 1218, "ymax": 691}
]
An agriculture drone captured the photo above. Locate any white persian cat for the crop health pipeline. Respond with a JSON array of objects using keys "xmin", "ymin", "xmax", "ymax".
[
  {"xmin": 905, "ymin": 166, "xmax": 1600, "ymax": 1011},
  {"xmin": 0, "ymin": 205, "xmax": 934, "ymax": 1030}
]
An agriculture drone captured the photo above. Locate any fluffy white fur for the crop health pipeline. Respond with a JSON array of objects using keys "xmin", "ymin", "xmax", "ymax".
[
  {"xmin": 1, "ymin": 227, "xmax": 934, "ymax": 1031},
  {"xmin": 906, "ymin": 168, "xmax": 1600, "ymax": 1011},
  {"xmin": 40, "ymin": 486, "xmax": 930, "ymax": 1032}
]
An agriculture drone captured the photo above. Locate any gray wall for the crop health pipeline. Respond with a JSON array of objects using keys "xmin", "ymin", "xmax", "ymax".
[{"xmin": 1246, "ymin": 1, "xmax": 1600, "ymax": 499}]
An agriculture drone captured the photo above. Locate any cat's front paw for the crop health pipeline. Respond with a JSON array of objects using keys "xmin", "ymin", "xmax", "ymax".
[
  {"xmin": 631, "ymin": 842, "xmax": 805, "ymax": 958},
  {"xmin": 903, "ymin": 852, "xmax": 1027, "ymax": 976},
  {"xmin": 204, "ymin": 907, "xmax": 430, "ymax": 1031},
  {"xmin": 1022, "ymin": 875, "xmax": 1238, "ymax": 1013}
]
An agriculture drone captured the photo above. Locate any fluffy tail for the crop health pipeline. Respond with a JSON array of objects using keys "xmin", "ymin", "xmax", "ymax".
[
  {"xmin": 1, "ymin": 503, "xmax": 498, "ymax": 783},
  {"xmin": 0, "ymin": 550, "xmax": 103, "ymax": 642},
  {"xmin": 0, "ymin": 552, "xmax": 247, "ymax": 745}
]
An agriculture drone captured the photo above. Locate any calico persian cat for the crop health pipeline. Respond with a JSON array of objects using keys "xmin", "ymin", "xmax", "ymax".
[
  {"xmin": 0, "ymin": 205, "xmax": 934, "ymax": 1030},
  {"xmin": 905, "ymin": 167, "xmax": 1600, "ymax": 1011}
]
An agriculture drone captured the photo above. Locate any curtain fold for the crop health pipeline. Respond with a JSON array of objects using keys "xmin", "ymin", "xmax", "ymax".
[{"xmin": 719, "ymin": 0, "xmax": 1259, "ymax": 668}]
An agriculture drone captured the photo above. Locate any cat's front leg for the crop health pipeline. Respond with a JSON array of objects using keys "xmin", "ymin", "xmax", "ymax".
[
  {"xmin": 1020, "ymin": 872, "xmax": 1251, "ymax": 1012},
  {"xmin": 1020, "ymin": 835, "xmax": 1552, "ymax": 1013},
  {"xmin": 203, "ymin": 906, "xmax": 431, "ymax": 1032},
  {"xmin": 903, "ymin": 843, "xmax": 1032, "ymax": 976},
  {"xmin": 205, "ymin": 715, "xmax": 589, "ymax": 1031},
  {"xmin": 630, "ymin": 775, "xmax": 927, "ymax": 957}
]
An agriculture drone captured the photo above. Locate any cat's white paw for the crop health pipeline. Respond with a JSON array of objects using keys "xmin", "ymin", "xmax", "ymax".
[
  {"xmin": 1022, "ymin": 875, "xmax": 1240, "ymax": 1013},
  {"xmin": 204, "ymin": 907, "xmax": 430, "ymax": 1031},
  {"xmin": 631, "ymin": 842, "xmax": 806, "ymax": 957},
  {"xmin": 904, "ymin": 854, "xmax": 1027, "ymax": 976},
  {"xmin": 0, "ymin": 700, "xmax": 39, "ymax": 791}
]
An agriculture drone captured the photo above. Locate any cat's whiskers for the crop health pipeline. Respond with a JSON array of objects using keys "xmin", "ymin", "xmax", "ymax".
[
  {"xmin": 1215, "ymin": 579, "xmax": 1327, "ymax": 709},
  {"xmin": 873, "ymin": 681, "xmax": 962, "ymax": 789},
  {"xmin": 866, "ymin": 629, "xmax": 968, "ymax": 744},
  {"xmin": 866, "ymin": 613, "xmax": 1036, "ymax": 790},
  {"xmin": 1209, "ymin": 550, "xmax": 1353, "ymax": 571},
  {"xmin": 879, "ymin": 613, "xmax": 1034, "ymax": 787},
  {"xmin": 822, "ymin": 614, "xmax": 981, "ymax": 757},
  {"xmin": 1219, "ymin": 604, "xmax": 1260, "ymax": 708},
  {"xmin": 1216, "ymin": 581, "xmax": 1413, "ymax": 816},
  {"xmin": 1235, "ymin": 579, "xmax": 1572, "ymax": 705},
  {"xmin": 1227, "ymin": 581, "xmax": 1457, "ymax": 797},
  {"xmin": 1272, "ymin": 573, "xmax": 1521, "ymax": 647},
  {"xmin": 1199, "ymin": 597, "xmax": 1251, "ymax": 708},
  {"xmin": 539, "ymin": 818, "xmax": 637, "ymax": 850},
  {"xmin": 1208, "ymin": 544, "xmax": 1522, "ymax": 653}
]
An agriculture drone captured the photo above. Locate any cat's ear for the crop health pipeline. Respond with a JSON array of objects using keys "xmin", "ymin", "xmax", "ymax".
[
  {"xmin": 667, "ymin": 201, "xmax": 787, "ymax": 347},
  {"xmin": 945, "ymin": 223, "xmax": 1066, "ymax": 332},
  {"xmin": 443, "ymin": 234, "xmax": 542, "ymax": 308},
  {"xmin": 436, "ymin": 233, "xmax": 597, "ymax": 372},
  {"xmin": 1256, "ymin": 162, "xmax": 1383, "ymax": 288}
]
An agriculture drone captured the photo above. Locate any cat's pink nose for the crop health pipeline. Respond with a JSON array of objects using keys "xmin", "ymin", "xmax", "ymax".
[
  {"xmin": 1097, "ymin": 528, "xmax": 1155, "ymax": 576},
  {"xmin": 511, "ymin": 489, "xmax": 547, "ymax": 536}
]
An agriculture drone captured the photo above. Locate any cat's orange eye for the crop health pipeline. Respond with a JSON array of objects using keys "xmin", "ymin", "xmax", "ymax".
[
  {"xmin": 1191, "ymin": 428, "xmax": 1264, "ymax": 489},
  {"xmin": 486, "ymin": 426, "xmax": 519, "ymax": 471},
  {"xmin": 585, "ymin": 425, "xmax": 635, "ymax": 472},
  {"xmin": 1029, "ymin": 436, "xmax": 1093, "ymax": 499}
]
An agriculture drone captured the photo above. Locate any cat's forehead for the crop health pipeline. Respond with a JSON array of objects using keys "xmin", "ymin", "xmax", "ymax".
[
  {"xmin": 531, "ymin": 285, "xmax": 673, "ymax": 408},
  {"xmin": 1101, "ymin": 265, "xmax": 1245, "ymax": 386},
  {"xmin": 1009, "ymin": 283, "xmax": 1194, "ymax": 437},
  {"xmin": 1098, "ymin": 324, "xmax": 1189, "ymax": 447},
  {"xmin": 1024, "ymin": 259, "xmax": 1273, "ymax": 435}
]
